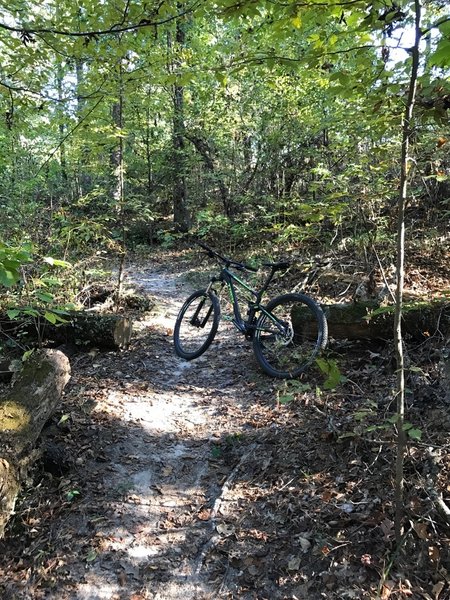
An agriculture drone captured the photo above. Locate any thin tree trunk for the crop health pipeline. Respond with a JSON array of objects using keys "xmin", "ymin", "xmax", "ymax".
[
  {"xmin": 75, "ymin": 59, "xmax": 91, "ymax": 198},
  {"xmin": 111, "ymin": 60, "xmax": 126, "ymax": 309},
  {"xmin": 172, "ymin": 85, "xmax": 190, "ymax": 232},
  {"xmin": 145, "ymin": 106, "xmax": 154, "ymax": 197},
  {"xmin": 170, "ymin": 8, "xmax": 191, "ymax": 233},
  {"xmin": 56, "ymin": 62, "xmax": 68, "ymax": 186},
  {"xmin": 394, "ymin": 0, "xmax": 422, "ymax": 544}
]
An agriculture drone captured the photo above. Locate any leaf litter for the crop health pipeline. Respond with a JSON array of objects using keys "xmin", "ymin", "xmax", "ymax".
[{"xmin": 0, "ymin": 248, "xmax": 448, "ymax": 600}]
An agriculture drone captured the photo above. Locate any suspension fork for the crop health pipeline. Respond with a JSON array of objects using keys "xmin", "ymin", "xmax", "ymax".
[{"xmin": 189, "ymin": 278, "xmax": 224, "ymax": 328}]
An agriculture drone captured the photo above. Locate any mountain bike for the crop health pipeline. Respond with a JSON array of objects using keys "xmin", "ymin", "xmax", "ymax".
[{"xmin": 173, "ymin": 242, "xmax": 328, "ymax": 379}]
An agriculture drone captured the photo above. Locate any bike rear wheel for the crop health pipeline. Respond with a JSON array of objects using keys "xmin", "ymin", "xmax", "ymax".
[
  {"xmin": 253, "ymin": 293, "xmax": 327, "ymax": 379},
  {"xmin": 174, "ymin": 289, "xmax": 220, "ymax": 360}
]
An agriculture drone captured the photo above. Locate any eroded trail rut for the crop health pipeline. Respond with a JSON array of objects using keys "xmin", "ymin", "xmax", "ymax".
[{"xmin": 39, "ymin": 260, "xmax": 265, "ymax": 600}]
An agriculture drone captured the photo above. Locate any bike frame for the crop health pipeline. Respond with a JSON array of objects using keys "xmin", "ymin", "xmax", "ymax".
[{"xmin": 205, "ymin": 265, "xmax": 285, "ymax": 339}]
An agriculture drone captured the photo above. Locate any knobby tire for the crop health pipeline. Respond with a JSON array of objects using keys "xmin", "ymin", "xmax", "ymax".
[
  {"xmin": 253, "ymin": 293, "xmax": 328, "ymax": 379},
  {"xmin": 173, "ymin": 289, "xmax": 220, "ymax": 360}
]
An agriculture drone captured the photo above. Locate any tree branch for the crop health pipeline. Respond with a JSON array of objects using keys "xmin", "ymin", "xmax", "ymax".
[
  {"xmin": 225, "ymin": 44, "xmax": 376, "ymax": 70},
  {"xmin": 421, "ymin": 15, "xmax": 450, "ymax": 36},
  {"xmin": 35, "ymin": 95, "xmax": 105, "ymax": 176},
  {"xmin": 0, "ymin": 1, "xmax": 201, "ymax": 39}
]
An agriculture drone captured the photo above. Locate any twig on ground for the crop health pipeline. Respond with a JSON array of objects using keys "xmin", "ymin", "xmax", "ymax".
[{"xmin": 193, "ymin": 442, "xmax": 257, "ymax": 576}]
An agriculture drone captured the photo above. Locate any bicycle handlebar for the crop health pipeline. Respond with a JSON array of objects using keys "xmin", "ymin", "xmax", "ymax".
[{"xmin": 196, "ymin": 241, "xmax": 258, "ymax": 273}]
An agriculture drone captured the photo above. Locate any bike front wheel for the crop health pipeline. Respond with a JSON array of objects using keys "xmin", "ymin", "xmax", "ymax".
[
  {"xmin": 173, "ymin": 289, "xmax": 220, "ymax": 360},
  {"xmin": 253, "ymin": 293, "xmax": 328, "ymax": 379}
]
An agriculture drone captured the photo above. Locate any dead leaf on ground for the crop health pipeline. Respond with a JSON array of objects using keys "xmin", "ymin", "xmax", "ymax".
[
  {"xmin": 216, "ymin": 523, "xmax": 236, "ymax": 537},
  {"xmin": 432, "ymin": 581, "xmax": 445, "ymax": 599},
  {"xmin": 287, "ymin": 556, "xmax": 301, "ymax": 571}
]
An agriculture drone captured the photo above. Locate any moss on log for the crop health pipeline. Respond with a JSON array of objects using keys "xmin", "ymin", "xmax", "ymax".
[
  {"xmin": 0, "ymin": 349, "xmax": 71, "ymax": 538},
  {"xmin": 58, "ymin": 312, "xmax": 133, "ymax": 349},
  {"xmin": 0, "ymin": 311, "xmax": 133, "ymax": 349},
  {"xmin": 292, "ymin": 300, "xmax": 449, "ymax": 340}
]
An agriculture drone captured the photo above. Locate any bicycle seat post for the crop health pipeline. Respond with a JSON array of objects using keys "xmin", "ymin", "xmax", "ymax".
[{"xmin": 255, "ymin": 268, "xmax": 275, "ymax": 302}]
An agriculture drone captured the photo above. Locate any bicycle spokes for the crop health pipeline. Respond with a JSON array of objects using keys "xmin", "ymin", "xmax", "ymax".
[
  {"xmin": 253, "ymin": 294, "xmax": 327, "ymax": 378},
  {"xmin": 173, "ymin": 290, "xmax": 220, "ymax": 360}
]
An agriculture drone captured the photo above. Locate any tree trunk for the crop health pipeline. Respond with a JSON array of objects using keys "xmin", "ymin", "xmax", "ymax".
[
  {"xmin": 75, "ymin": 58, "xmax": 92, "ymax": 198},
  {"xmin": 111, "ymin": 58, "xmax": 127, "ymax": 309},
  {"xmin": 172, "ymin": 84, "xmax": 190, "ymax": 232},
  {"xmin": 393, "ymin": 0, "xmax": 422, "ymax": 544},
  {"xmin": 145, "ymin": 105, "xmax": 154, "ymax": 198},
  {"xmin": 170, "ymin": 8, "xmax": 191, "ymax": 233},
  {"xmin": 56, "ymin": 60, "xmax": 68, "ymax": 186},
  {"xmin": 0, "ymin": 350, "xmax": 71, "ymax": 538}
]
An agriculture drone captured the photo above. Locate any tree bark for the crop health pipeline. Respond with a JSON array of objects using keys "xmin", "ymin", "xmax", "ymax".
[
  {"xmin": 393, "ymin": 0, "xmax": 422, "ymax": 544},
  {"xmin": 292, "ymin": 300, "xmax": 449, "ymax": 340},
  {"xmin": 1, "ymin": 311, "xmax": 133, "ymax": 350},
  {"xmin": 75, "ymin": 58, "xmax": 91, "ymax": 198},
  {"xmin": 111, "ymin": 57, "xmax": 127, "ymax": 310},
  {"xmin": 170, "ymin": 7, "xmax": 191, "ymax": 233},
  {"xmin": 0, "ymin": 350, "xmax": 71, "ymax": 538}
]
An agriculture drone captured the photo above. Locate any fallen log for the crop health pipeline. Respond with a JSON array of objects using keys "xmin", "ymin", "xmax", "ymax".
[
  {"xmin": 293, "ymin": 300, "xmax": 449, "ymax": 340},
  {"xmin": 0, "ymin": 349, "xmax": 71, "ymax": 538},
  {"xmin": 0, "ymin": 311, "xmax": 133, "ymax": 350},
  {"xmin": 45, "ymin": 311, "xmax": 133, "ymax": 349}
]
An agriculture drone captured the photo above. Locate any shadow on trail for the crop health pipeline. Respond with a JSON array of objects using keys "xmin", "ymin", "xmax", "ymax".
[
  {"xmin": 0, "ymin": 327, "xmax": 278, "ymax": 600},
  {"xmin": 1, "ymin": 318, "xmax": 448, "ymax": 600},
  {"xmin": 0, "ymin": 384, "xmax": 399, "ymax": 600}
]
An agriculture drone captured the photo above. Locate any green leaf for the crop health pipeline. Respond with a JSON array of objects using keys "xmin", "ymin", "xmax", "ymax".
[
  {"xmin": 215, "ymin": 71, "xmax": 228, "ymax": 87},
  {"xmin": 354, "ymin": 409, "xmax": 374, "ymax": 421},
  {"xmin": 316, "ymin": 358, "xmax": 345, "ymax": 390},
  {"xmin": 36, "ymin": 291, "xmax": 54, "ymax": 303},
  {"xmin": 53, "ymin": 313, "xmax": 69, "ymax": 323},
  {"xmin": 409, "ymin": 366, "xmax": 425, "ymax": 374},
  {"xmin": 0, "ymin": 268, "xmax": 18, "ymax": 287},
  {"xmin": 43, "ymin": 311, "xmax": 68, "ymax": 324},
  {"xmin": 6, "ymin": 309, "xmax": 21, "ymax": 319},
  {"xmin": 429, "ymin": 40, "xmax": 450, "ymax": 68},
  {"xmin": 279, "ymin": 393, "xmax": 294, "ymax": 404},
  {"xmin": 44, "ymin": 311, "xmax": 57, "ymax": 324},
  {"xmin": 291, "ymin": 15, "xmax": 302, "ymax": 29},
  {"xmin": 67, "ymin": 489, "xmax": 80, "ymax": 502},
  {"xmin": 366, "ymin": 424, "xmax": 389, "ymax": 432},
  {"xmin": 22, "ymin": 349, "xmax": 34, "ymax": 362},
  {"xmin": 51, "ymin": 308, "xmax": 70, "ymax": 315},
  {"xmin": 43, "ymin": 257, "xmax": 72, "ymax": 268},
  {"xmin": 407, "ymin": 428, "xmax": 422, "ymax": 441},
  {"xmin": 438, "ymin": 20, "xmax": 450, "ymax": 36}
]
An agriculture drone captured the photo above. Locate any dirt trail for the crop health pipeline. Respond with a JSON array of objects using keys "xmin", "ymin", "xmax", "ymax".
[
  {"xmin": 74, "ymin": 263, "xmax": 225, "ymax": 599},
  {"xmin": 6, "ymin": 259, "xmax": 266, "ymax": 600},
  {"xmin": 2, "ymin": 254, "xmax": 449, "ymax": 600}
]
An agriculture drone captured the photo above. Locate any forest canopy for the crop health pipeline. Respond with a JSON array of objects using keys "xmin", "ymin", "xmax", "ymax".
[{"xmin": 0, "ymin": 0, "xmax": 448, "ymax": 258}]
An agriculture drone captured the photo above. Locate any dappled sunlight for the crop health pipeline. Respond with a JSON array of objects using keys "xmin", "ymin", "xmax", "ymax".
[{"xmin": 1, "ymin": 261, "xmax": 448, "ymax": 600}]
